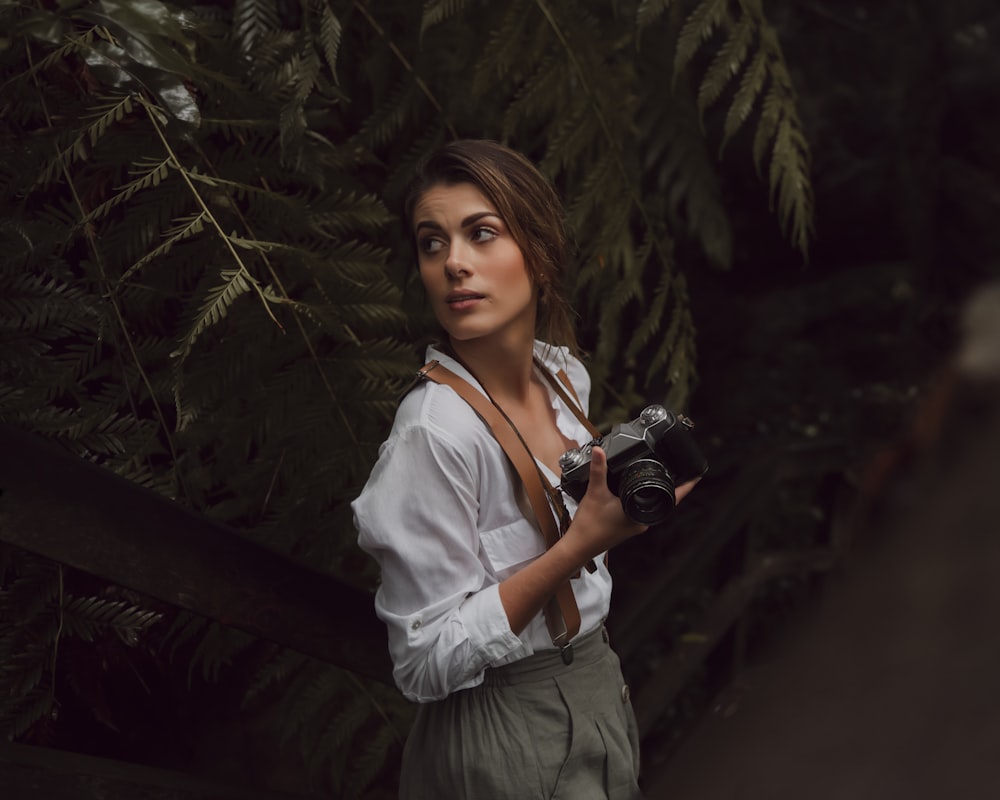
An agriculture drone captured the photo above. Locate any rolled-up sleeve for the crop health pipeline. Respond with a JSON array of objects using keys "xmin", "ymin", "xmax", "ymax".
[{"xmin": 353, "ymin": 422, "xmax": 529, "ymax": 702}]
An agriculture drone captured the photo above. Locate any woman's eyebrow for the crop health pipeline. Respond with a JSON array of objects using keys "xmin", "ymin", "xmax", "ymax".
[
  {"xmin": 460, "ymin": 211, "xmax": 499, "ymax": 227},
  {"xmin": 414, "ymin": 211, "xmax": 499, "ymax": 233}
]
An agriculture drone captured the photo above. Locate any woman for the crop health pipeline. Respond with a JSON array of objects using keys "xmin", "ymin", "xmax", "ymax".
[{"xmin": 352, "ymin": 140, "xmax": 698, "ymax": 799}]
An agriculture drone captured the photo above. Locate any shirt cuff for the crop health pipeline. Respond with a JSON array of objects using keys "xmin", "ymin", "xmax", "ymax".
[{"xmin": 461, "ymin": 582, "xmax": 531, "ymax": 666}]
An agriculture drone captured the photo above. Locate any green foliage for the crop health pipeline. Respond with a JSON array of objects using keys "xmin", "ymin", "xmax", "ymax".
[
  {"xmin": 0, "ymin": 0, "xmax": 817, "ymax": 794},
  {"xmin": 639, "ymin": 0, "xmax": 815, "ymax": 256},
  {"xmin": 0, "ymin": 547, "xmax": 163, "ymax": 741}
]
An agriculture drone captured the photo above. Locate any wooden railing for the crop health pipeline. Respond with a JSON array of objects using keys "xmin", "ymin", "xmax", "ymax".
[
  {"xmin": 0, "ymin": 423, "xmax": 852, "ymax": 798},
  {"xmin": 0, "ymin": 423, "xmax": 393, "ymax": 684}
]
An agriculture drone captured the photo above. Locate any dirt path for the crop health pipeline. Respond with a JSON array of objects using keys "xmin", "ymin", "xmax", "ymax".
[{"xmin": 644, "ymin": 384, "xmax": 1000, "ymax": 800}]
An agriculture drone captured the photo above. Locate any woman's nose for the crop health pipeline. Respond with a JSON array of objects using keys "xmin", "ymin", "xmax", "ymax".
[{"xmin": 444, "ymin": 243, "xmax": 470, "ymax": 278}]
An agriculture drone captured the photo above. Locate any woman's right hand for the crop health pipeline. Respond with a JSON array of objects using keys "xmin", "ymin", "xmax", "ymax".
[{"xmin": 564, "ymin": 446, "xmax": 649, "ymax": 563}]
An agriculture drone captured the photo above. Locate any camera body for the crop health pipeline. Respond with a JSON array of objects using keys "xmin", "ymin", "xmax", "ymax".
[{"xmin": 559, "ymin": 405, "xmax": 708, "ymax": 525}]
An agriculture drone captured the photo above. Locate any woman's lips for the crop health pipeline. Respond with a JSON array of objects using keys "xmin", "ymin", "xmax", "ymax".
[{"xmin": 445, "ymin": 292, "xmax": 484, "ymax": 311}]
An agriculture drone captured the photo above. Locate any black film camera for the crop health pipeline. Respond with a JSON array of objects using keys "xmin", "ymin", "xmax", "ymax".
[{"xmin": 559, "ymin": 405, "xmax": 708, "ymax": 525}]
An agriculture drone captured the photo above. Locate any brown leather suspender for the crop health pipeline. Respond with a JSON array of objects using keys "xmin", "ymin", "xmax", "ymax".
[{"xmin": 412, "ymin": 356, "xmax": 600, "ymax": 657}]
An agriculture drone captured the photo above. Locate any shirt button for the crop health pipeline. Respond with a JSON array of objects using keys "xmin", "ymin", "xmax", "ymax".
[
  {"xmin": 411, "ymin": 620, "xmax": 421, "ymax": 630},
  {"xmin": 621, "ymin": 684, "xmax": 630, "ymax": 704}
]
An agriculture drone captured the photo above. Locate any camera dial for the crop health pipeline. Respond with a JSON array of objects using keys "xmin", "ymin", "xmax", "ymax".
[
  {"xmin": 558, "ymin": 443, "xmax": 593, "ymax": 473},
  {"xmin": 639, "ymin": 405, "xmax": 668, "ymax": 426}
]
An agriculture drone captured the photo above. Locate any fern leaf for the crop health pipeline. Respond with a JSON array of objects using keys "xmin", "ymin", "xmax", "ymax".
[
  {"xmin": 233, "ymin": 0, "xmax": 281, "ymax": 53},
  {"xmin": 244, "ymin": 649, "xmax": 308, "ymax": 704},
  {"xmin": 697, "ymin": 12, "xmax": 754, "ymax": 118},
  {"xmin": 470, "ymin": 0, "xmax": 534, "ymax": 94},
  {"xmin": 61, "ymin": 596, "xmax": 162, "ymax": 645},
  {"xmin": 185, "ymin": 622, "xmax": 256, "ymax": 685},
  {"xmin": 317, "ymin": 4, "xmax": 343, "ymax": 83},
  {"xmin": 636, "ymin": 0, "xmax": 677, "ymax": 31},
  {"xmin": 172, "ymin": 268, "xmax": 257, "ymax": 362},
  {"xmin": 720, "ymin": 46, "xmax": 767, "ymax": 152},
  {"xmin": 353, "ymin": 78, "xmax": 418, "ymax": 149},
  {"xmin": 83, "ymin": 157, "xmax": 173, "ymax": 223},
  {"xmin": 310, "ymin": 689, "xmax": 372, "ymax": 760},
  {"xmin": 83, "ymin": 94, "xmax": 137, "ymax": 148},
  {"xmin": 2, "ymin": 688, "xmax": 55, "ymax": 741},
  {"xmin": 767, "ymin": 111, "xmax": 814, "ymax": 255},
  {"xmin": 37, "ymin": 94, "xmax": 136, "ymax": 188},
  {"xmin": 673, "ymin": 0, "xmax": 728, "ymax": 85},
  {"xmin": 0, "ymin": 31, "xmax": 93, "ymax": 96},
  {"xmin": 279, "ymin": 667, "xmax": 347, "ymax": 745},
  {"xmin": 625, "ymin": 251, "xmax": 670, "ymax": 361},
  {"xmin": 346, "ymin": 721, "xmax": 399, "ymax": 799},
  {"xmin": 118, "ymin": 212, "xmax": 208, "ymax": 285},
  {"xmin": 647, "ymin": 292, "xmax": 688, "ymax": 386},
  {"xmin": 420, "ymin": 0, "xmax": 467, "ymax": 36}
]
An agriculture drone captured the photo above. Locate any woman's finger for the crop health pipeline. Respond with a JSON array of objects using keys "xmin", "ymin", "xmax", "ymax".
[
  {"xmin": 586, "ymin": 446, "xmax": 608, "ymax": 492},
  {"xmin": 674, "ymin": 476, "xmax": 702, "ymax": 505}
]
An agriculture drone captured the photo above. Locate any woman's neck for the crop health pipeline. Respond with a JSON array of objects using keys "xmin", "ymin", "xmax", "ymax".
[{"xmin": 448, "ymin": 335, "xmax": 537, "ymax": 403}]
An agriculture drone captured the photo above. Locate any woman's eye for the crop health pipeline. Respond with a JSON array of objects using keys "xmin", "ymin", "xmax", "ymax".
[
  {"xmin": 418, "ymin": 237, "xmax": 444, "ymax": 254},
  {"xmin": 471, "ymin": 226, "xmax": 498, "ymax": 243}
]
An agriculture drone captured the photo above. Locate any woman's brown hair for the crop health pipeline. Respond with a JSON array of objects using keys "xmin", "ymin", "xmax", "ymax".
[{"xmin": 403, "ymin": 140, "xmax": 579, "ymax": 353}]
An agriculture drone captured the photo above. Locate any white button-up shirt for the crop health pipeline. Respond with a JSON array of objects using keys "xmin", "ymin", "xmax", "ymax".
[{"xmin": 352, "ymin": 342, "xmax": 613, "ymax": 702}]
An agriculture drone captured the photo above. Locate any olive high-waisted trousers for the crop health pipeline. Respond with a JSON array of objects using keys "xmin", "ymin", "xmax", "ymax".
[{"xmin": 399, "ymin": 625, "xmax": 643, "ymax": 800}]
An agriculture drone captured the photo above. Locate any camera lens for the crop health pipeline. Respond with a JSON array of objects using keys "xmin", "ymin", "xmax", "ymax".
[{"xmin": 618, "ymin": 458, "xmax": 675, "ymax": 525}]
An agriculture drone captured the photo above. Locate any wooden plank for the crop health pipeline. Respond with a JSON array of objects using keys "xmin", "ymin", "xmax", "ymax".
[
  {"xmin": 0, "ymin": 741, "xmax": 310, "ymax": 800},
  {"xmin": 0, "ymin": 423, "xmax": 392, "ymax": 685}
]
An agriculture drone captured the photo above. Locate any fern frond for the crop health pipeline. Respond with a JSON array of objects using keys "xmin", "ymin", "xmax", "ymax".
[
  {"xmin": 767, "ymin": 107, "xmax": 814, "ymax": 255},
  {"xmin": 317, "ymin": 3, "xmax": 343, "ymax": 83},
  {"xmin": 37, "ymin": 94, "xmax": 137, "ymax": 188},
  {"xmin": 673, "ymin": 0, "xmax": 728, "ymax": 86},
  {"xmin": 420, "ymin": 0, "xmax": 467, "ymax": 36},
  {"xmin": 345, "ymin": 720, "xmax": 399, "ymax": 799},
  {"xmin": 720, "ymin": 46, "xmax": 767, "ymax": 151},
  {"xmin": 305, "ymin": 192, "xmax": 391, "ymax": 238},
  {"xmin": 624, "ymin": 242, "xmax": 669, "ymax": 361},
  {"xmin": 0, "ymin": 558, "xmax": 59, "ymax": 620},
  {"xmin": 470, "ymin": 0, "xmax": 535, "ymax": 94},
  {"xmin": 172, "ymin": 268, "xmax": 257, "ymax": 363},
  {"xmin": 648, "ymin": 292, "xmax": 689, "ymax": 387},
  {"xmin": 636, "ymin": 0, "xmax": 677, "ymax": 31},
  {"xmin": 244, "ymin": 649, "xmax": 309, "ymax": 703},
  {"xmin": 185, "ymin": 622, "xmax": 256, "ymax": 685},
  {"xmin": 60, "ymin": 595, "xmax": 162, "ymax": 644},
  {"xmin": 500, "ymin": 53, "xmax": 566, "ymax": 141},
  {"xmin": 0, "ymin": 29, "xmax": 94, "ymax": 96},
  {"xmin": 278, "ymin": 666, "xmax": 347, "ymax": 745},
  {"xmin": 1, "ymin": 688, "xmax": 55, "ymax": 741},
  {"xmin": 117, "ymin": 212, "xmax": 208, "ymax": 286},
  {"xmin": 232, "ymin": 0, "xmax": 281, "ymax": 53},
  {"xmin": 698, "ymin": 12, "xmax": 754, "ymax": 117},
  {"xmin": 353, "ymin": 78, "xmax": 420, "ymax": 150},
  {"xmin": 82, "ymin": 157, "xmax": 172, "ymax": 223}
]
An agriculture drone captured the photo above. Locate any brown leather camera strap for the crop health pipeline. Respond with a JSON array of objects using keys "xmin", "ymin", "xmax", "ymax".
[
  {"xmin": 533, "ymin": 356, "xmax": 601, "ymax": 440},
  {"xmin": 413, "ymin": 359, "xmax": 587, "ymax": 654}
]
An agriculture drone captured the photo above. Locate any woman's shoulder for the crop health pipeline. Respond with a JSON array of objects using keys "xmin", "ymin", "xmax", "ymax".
[{"xmin": 391, "ymin": 373, "xmax": 494, "ymax": 448}]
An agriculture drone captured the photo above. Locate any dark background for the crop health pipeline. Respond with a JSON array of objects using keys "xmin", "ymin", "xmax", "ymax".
[{"xmin": 2, "ymin": 0, "xmax": 999, "ymax": 798}]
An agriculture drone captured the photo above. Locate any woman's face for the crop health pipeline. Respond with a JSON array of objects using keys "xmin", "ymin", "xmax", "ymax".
[{"xmin": 412, "ymin": 182, "xmax": 536, "ymax": 348}]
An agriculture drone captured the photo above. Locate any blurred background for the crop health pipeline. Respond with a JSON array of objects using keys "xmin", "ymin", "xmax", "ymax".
[{"xmin": 1, "ymin": 0, "xmax": 998, "ymax": 797}]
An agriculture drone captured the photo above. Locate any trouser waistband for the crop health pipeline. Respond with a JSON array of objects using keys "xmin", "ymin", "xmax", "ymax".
[{"xmin": 483, "ymin": 624, "xmax": 609, "ymax": 686}]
